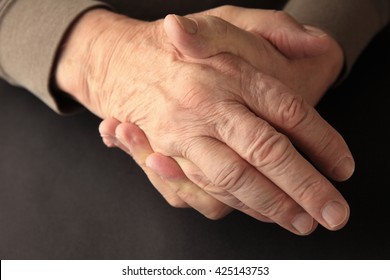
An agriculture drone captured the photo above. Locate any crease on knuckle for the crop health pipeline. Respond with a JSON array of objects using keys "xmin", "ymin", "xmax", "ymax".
[
  {"xmin": 312, "ymin": 127, "xmax": 343, "ymax": 161},
  {"xmin": 179, "ymin": 83, "xmax": 210, "ymax": 111},
  {"xmin": 213, "ymin": 160, "xmax": 249, "ymax": 193},
  {"xmin": 277, "ymin": 93, "xmax": 313, "ymax": 131},
  {"xmin": 246, "ymin": 127, "xmax": 291, "ymax": 170},
  {"xmin": 291, "ymin": 175, "xmax": 327, "ymax": 205},
  {"xmin": 256, "ymin": 192, "xmax": 291, "ymax": 219},
  {"xmin": 311, "ymin": 131, "xmax": 334, "ymax": 160}
]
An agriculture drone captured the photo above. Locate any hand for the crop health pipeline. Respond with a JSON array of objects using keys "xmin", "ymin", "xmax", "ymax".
[
  {"xmin": 56, "ymin": 9, "xmax": 353, "ymax": 235},
  {"xmin": 99, "ymin": 118, "xmax": 234, "ymax": 220},
  {"xmin": 98, "ymin": 9, "xmax": 345, "ymax": 228},
  {"xmin": 100, "ymin": 118, "xmax": 276, "ymax": 223},
  {"xmin": 103, "ymin": 9, "xmax": 352, "ymax": 232},
  {"xmin": 189, "ymin": 5, "xmax": 345, "ymax": 105}
]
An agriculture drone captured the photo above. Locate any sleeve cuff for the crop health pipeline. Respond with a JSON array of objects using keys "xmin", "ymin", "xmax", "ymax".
[{"xmin": 0, "ymin": 0, "xmax": 111, "ymax": 114}]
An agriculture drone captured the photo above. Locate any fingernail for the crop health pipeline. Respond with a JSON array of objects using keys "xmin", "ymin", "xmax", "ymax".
[
  {"xmin": 292, "ymin": 212, "xmax": 314, "ymax": 235},
  {"xmin": 322, "ymin": 201, "xmax": 349, "ymax": 229},
  {"xmin": 174, "ymin": 15, "xmax": 198, "ymax": 34},
  {"xmin": 332, "ymin": 157, "xmax": 355, "ymax": 181},
  {"xmin": 304, "ymin": 26, "xmax": 327, "ymax": 37}
]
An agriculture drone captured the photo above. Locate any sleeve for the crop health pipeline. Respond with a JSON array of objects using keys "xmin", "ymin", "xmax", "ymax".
[
  {"xmin": 284, "ymin": 0, "xmax": 390, "ymax": 76},
  {"xmin": 0, "ymin": 0, "xmax": 111, "ymax": 113}
]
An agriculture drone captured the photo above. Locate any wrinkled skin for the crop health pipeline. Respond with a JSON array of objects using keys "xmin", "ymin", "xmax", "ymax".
[{"xmin": 57, "ymin": 7, "xmax": 353, "ymax": 235}]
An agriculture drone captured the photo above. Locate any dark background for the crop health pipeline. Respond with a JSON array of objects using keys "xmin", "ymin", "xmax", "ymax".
[{"xmin": 1, "ymin": 0, "xmax": 389, "ymax": 259}]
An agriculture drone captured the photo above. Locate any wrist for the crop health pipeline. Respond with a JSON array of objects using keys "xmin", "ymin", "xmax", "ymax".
[{"xmin": 55, "ymin": 9, "xmax": 142, "ymax": 117}]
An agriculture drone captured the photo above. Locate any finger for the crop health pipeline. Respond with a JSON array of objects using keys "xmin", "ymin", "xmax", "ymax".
[
  {"xmin": 99, "ymin": 118, "xmax": 121, "ymax": 148},
  {"xmin": 115, "ymin": 122, "xmax": 188, "ymax": 208},
  {"xmin": 146, "ymin": 153, "xmax": 233, "ymax": 220},
  {"xmin": 165, "ymin": 12, "xmax": 354, "ymax": 181},
  {"xmin": 207, "ymin": 94, "xmax": 350, "ymax": 231},
  {"xmin": 180, "ymin": 136, "xmax": 318, "ymax": 235},
  {"xmin": 172, "ymin": 157, "xmax": 280, "ymax": 225},
  {"xmin": 239, "ymin": 72, "xmax": 355, "ymax": 182},
  {"xmin": 99, "ymin": 118, "xmax": 188, "ymax": 207},
  {"xmin": 116, "ymin": 122, "xmax": 233, "ymax": 219},
  {"xmin": 203, "ymin": 7, "xmax": 330, "ymax": 59},
  {"xmin": 164, "ymin": 14, "xmax": 286, "ymax": 73}
]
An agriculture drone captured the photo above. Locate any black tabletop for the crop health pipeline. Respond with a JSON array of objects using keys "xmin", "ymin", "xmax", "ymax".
[{"xmin": 1, "ymin": 0, "xmax": 389, "ymax": 259}]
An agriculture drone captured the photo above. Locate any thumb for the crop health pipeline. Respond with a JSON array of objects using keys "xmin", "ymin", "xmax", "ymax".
[{"xmin": 163, "ymin": 14, "xmax": 284, "ymax": 69}]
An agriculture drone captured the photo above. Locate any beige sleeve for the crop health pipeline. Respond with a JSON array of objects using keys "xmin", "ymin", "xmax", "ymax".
[
  {"xmin": 284, "ymin": 0, "xmax": 390, "ymax": 75},
  {"xmin": 0, "ymin": 0, "xmax": 110, "ymax": 113}
]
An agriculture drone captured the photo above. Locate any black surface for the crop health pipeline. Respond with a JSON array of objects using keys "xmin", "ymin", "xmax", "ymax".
[{"xmin": 1, "ymin": 0, "xmax": 389, "ymax": 259}]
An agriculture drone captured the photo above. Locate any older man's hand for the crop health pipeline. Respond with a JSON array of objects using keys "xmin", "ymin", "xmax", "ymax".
[
  {"xmin": 57, "ymin": 9, "xmax": 353, "ymax": 235},
  {"xmin": 198, "ymin": 5, "xmax": 345, "ymax": 105}
]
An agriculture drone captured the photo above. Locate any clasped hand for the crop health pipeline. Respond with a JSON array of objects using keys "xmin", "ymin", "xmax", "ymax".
[{"xmin": 56, "ymin": 6, "xmax": 355, "ymax": 235}]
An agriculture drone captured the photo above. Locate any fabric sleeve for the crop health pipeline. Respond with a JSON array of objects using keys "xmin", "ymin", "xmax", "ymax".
[
  {"xmin": 284, "ymin": 0, "xmax": 390, "ymax": 77},
  {"xmin": 0, "ymin": 0, "xmax": 111, "ymax": 113}
]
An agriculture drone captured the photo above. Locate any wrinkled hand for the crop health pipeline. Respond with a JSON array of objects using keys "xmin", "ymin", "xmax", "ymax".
[
  {"xmin": 102, "ymin": 9, "xmax": 353, "ymax": 233},
  {"xmin": 100, "ymin": 9, "xmax": 342, "ymax": 227},
  {"xmin": 56, "ymin": 9, "xmax": 354, "ymax": 235},
  {"xmin": 100, "ymin": 118, "xmax": 276, "ymax": 223},
  {"xmin": 193, "ymin": 5, "xmax": 345, "ymax": 105},
  {"xmin": 99, "ymin": 118, "xmax": 234, "ymax": 219}
]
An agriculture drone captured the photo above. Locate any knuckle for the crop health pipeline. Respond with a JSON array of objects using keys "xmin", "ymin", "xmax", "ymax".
[
  {"xmin": 312, "ymin": 129, "xmax": 337, "ymax": 158},
  {"xmin": 213, "ymin": 160, "xmax": 249, "ymax": 193},
  {"xmin": 257, "ymin": 192, "xmax": 291, "ymax": 219},
  {"xmin": 179, "ymin": 82, "xmax": 210, "ymax": 111},
  {"xmin": 101, "ymin": 136, "xmax": 116, "ymax": 148},
  {"xmin": 246, "ymin": 127, "xmax": 291, "ymax": 169},
  {"xmin": 291, "ymin": 175, "xmax": 328, "ymax": 204},
  {"xmin": 277, "ymin": 93, "xmax": 313, "ymax": 130},
  {"xmin": 177, "ymin": 73, "xmax": 226, "ymax": 117},
  {"xmin": 312, "ymin": 127, "xmax": 346, "ymax": 162}
]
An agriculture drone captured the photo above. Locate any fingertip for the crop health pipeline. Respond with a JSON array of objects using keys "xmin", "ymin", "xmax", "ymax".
[
  {"xmin": 331, "ymin": 156, "xmax": 355, "ymax": 182},
  {"xmin": 291, "ymin": 212, "xmax": 314, "ymax": 235},
  {"xmin": 321, "ymin": 201, "xmax": 350, "ymax": 231},
  {"xmin": 302, "ymin": 26, "xmax": 331, "ymax": 56},
  {"xmin": 297, "ymin": 221, "xmax": 319, "ymax": 236},
  {"xmin": 174, "ymin": 15, "xmax": 198, "ymax": 34},
  {"xmin": 98, "ymin": 117, "xmax": 120, "ymax": 136},
  {"xmin": 291, "ymin": 213, "xmax": 321, "ymax": 236},
  {"xmin": 166, "ymin": 13, "xmax": 230, "ymax": 60},
  {"xmin": 163, "ymin": 14, "xmax": 176, "ymax": 31},
  {"xmin": 164, "ymin": 14, "xmax": 196, "ymax": 40},
  {"xmin": 165, "ymin": 194, "xmax": 191, "ymax": 208},
  {"xmin": 101, "ymin": 135, "xmax": 116, "ymax": 148},
  {"xmin": 175, "ymin": 185, "xmax": 234, "ymax": 220}
]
